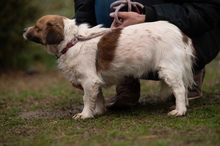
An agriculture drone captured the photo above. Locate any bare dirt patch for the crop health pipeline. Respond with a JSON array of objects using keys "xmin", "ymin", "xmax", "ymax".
[{"xmin": 18, "ymin": 105, "xmax": 83, "ymax": 120}]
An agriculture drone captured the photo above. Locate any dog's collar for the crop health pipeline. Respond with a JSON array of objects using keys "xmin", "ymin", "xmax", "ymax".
[
  {"xmin": 55, "ymin": 37, "xmax": 78, "ymax": 59},
  {"xmin": 55, "ymin": 30, "xmax": 112, "ymax": 59}
]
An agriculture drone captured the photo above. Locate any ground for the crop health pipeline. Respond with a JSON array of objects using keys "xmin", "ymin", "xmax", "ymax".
[{"xmin": 0, "ymin": 55, "xmax": 220, "ymax": 146}]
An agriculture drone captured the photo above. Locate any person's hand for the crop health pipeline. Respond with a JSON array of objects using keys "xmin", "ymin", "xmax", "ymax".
[{"xmin": 110, "ymin": 11, "xmax": 145, "ymax": 29}]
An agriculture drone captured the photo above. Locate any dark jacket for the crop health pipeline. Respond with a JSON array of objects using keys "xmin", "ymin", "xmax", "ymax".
[{"xmin": 74, "ymin": 0, "xmax": 220, "ymax": 70}]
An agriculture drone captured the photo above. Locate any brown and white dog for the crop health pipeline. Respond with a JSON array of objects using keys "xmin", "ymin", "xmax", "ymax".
[{"xmin": 23, "ymin": 15, "xmax": 195, "ymax": 119}]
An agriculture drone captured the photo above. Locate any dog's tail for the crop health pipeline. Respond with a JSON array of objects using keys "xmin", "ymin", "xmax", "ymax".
[
  {"xmin": 181, "ymin": 39, "xmax": 196, "ymax": 105},
  {"xmin": 183, "ymin": 41, "xmax": 196, "ymax": 91}
]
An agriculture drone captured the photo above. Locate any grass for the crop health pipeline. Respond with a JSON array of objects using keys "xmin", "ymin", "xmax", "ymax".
[
  {"xmin": 1, "ymin": 1, "xmax": 220, "ymax": 146},
  {"xmin": 0, "ymin": 55, "xmax": 220, "ymax": 146}
]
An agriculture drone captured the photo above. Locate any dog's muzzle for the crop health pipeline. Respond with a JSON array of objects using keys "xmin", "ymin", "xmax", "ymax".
[
  {"xmin": 23, "ymin": 28, "xmax": 29, "ymax": 40},
  {"xmin": 23, "ymin": 27, "xmax": 42, "ymax": 44}
]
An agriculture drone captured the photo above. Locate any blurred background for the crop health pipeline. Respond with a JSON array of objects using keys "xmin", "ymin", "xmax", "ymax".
[
  {"xmin": 0, "ymin": 0, "xmax": 74, "ymax": 73},
  {"xmin": 1, "ymin": 0, "xmax": 219, "ymax": 76}
]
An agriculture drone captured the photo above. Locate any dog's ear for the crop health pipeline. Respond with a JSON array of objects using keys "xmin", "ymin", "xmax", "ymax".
[{"xmin": 45, "ymin": 20, "xmax": 64, "ymax": 45}]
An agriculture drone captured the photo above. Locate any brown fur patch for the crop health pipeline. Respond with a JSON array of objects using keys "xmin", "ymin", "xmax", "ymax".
[
  {"xmin": 181, "ymin": 31, "xmax": 189, "ymax": 45},
  {"xmin": 96, "ymin": 29, "xmax": 122, "ymax": 71},
  {"xmin": 43, "ymin": 16, "xmax": 65, "ymax": 44}
]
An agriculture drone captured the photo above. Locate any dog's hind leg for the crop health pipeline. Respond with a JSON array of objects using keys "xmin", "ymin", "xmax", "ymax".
[
  {"xmin": 168, "ymin": 83, "xmax": 187, "ymax": 116},
  {"xmin": 158, "ymin": 68, "xmax": 187, "ymax": 116},
  {"xmin": 73, "ymin": 79, "xmax": 101, "ymax": 119}
]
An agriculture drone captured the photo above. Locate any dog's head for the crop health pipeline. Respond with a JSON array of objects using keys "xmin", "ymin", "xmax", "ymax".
[
  {"xmin": 23, "ymin": 15, "xmax": 66, "ymax": 45},
  {"xmin": 23, "ymin": 15, "xmax": 70, "ymax": 55}
]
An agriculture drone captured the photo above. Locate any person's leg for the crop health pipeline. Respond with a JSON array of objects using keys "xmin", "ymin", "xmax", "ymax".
[
  {"xmin": 188, "ymin": 69, "xmax": 205, "ymax": 100},
  {"xmin": 94, "ymin": 0, "xmax": 115, "ymax": 27},
  {"xmin": 106, "ymin": 76, "xmax": 140, "ymax": 110},
  {"xmin": 106, "ymin": 72, "xmax": 159, "ymax": 109}
]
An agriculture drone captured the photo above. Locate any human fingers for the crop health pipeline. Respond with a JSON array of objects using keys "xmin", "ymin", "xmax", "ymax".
[{"xmin": 110, "ymin": 19, "xmax": 124, "ymax": 29}]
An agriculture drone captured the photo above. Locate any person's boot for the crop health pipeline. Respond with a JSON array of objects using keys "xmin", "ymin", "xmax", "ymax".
[
  {"xmin": 188, "ymin": 69, "xmax": 205, "ymax": 100},
  {"xmin": 106, "ymin": 76, "xmax": 140, "ymax": 110}
]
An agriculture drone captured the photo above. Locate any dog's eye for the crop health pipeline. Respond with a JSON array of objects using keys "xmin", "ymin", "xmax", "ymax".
[{"xmin": 35, "ymin": 26, "xmax": 41, "ymax": 32}]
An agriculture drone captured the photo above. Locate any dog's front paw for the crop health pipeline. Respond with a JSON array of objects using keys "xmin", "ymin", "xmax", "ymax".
[
  {"xmin": 72, "ymin": 113, "xmax": 94, "ymax": 119},
  {"xmin": 168, "ymin": 109, "xmax": 186, "ymax": 117}
]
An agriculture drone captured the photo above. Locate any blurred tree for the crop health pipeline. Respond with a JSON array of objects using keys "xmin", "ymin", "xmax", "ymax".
[{"xmin": 0, "ymin": 0, "xmax": 39, "ymax": 71}]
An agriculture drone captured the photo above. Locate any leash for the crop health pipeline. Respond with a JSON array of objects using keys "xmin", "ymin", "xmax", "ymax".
[
  {"xmin": 110, "ymin": 0, "xmax": 144, "ymax": 25},
  {"xmin": 76, "ymin": 30, "xmax": 111, "ymax": 41},
  {"xmin": 56, "ymin": 0, "xmax": 144, "ymax": 59},
  {"xmin": 55, "ymin": 30, "xmax": 112, "ymax": 59}
]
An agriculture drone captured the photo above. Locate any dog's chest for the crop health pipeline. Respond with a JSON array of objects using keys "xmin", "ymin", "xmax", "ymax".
[{"xmin": 57, "ymin": 57, "xmax": 83, "ymax": 85}]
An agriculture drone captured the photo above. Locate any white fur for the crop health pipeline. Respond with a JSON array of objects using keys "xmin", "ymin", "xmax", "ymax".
[{"xmin": 49, "ymin": 18, "xmax": 195, "ymax": 119}]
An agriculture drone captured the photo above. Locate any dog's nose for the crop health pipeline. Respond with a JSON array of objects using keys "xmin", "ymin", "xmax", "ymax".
[{"xmin": 23, "ymin": 28, "xmax": 28, "ymax": 33}]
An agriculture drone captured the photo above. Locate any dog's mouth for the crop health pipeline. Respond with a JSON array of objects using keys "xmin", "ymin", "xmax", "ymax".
[
  {"xmin": 23, "ymin": 33, "xmax": 43, "ymax": 44},
  {"xmin": 26, "ymin": 35, "xmax": 42, "ymax": 44}
]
